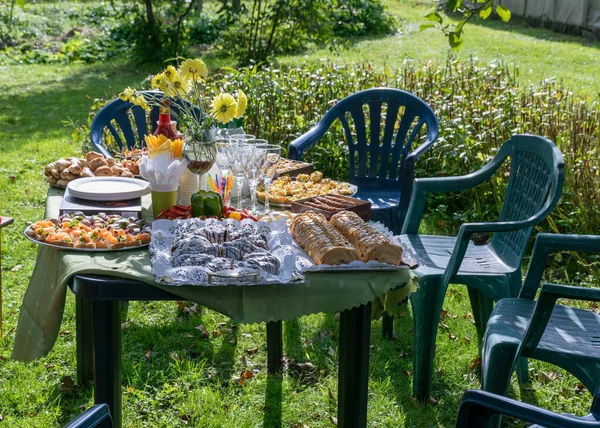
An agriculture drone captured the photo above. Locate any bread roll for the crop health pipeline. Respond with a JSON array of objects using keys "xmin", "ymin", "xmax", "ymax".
[
  {"xmin": 46, "ymin": 175, "xmax": 58, "ymax": 185},
  {"xmin": 329, "ymin": 211, "xmax": 403, "ymax": 265},
  {"xmin": 56, "ymin": 179, "xmax": 70, "ymax": 187},
  {"xmin": 106, "ymin": 158, "xmax": 115, "ymax": 167},
  {"xmin": 89, "ymin": 157, "xmax": 108, "ymax": 172},
  {"xmin": 81, "ymin": 167, "xmax": 94, "ymax": 177},
  {"xmin": 45, "ymin": 162, "xmax": 55, "ymax": 177},
  {"xmin": 60, "ymin": 170, "xmax": 77, "ymax": 180},
  {"xmin": 67, "ymin": 159, "xmax": 82, "ymax": 175},
  {"xmin": 94, "ymin": 166, "xmax": 113, "ymax": 176},
  {"xmin": 55, "ymin": 159, "xmax": 71, "ymax": 172},
  {"xmin": 86, "ymin": 151, "xmax": 103, "ymax": 163},
  {"xmin": 290, "ymin": 211, "xmax": 360, "ymax": 265}
]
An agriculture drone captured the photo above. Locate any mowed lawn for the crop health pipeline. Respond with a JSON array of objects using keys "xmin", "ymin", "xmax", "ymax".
[{"xmin": 0, "ymin": 2, "xmax": 599, "ymax": 426}]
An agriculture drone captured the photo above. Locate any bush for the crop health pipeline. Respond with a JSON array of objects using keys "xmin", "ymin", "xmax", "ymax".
[{"xmin": 333, "ymin": 0, "xmax": 396, "ymax": 37}]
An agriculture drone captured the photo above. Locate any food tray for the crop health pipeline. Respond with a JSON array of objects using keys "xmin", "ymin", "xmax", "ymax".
[
  {"xmin": 292, "ymin": 194, "xmax": 371, "ymax": 220},
  {"xmin": 274, "ymin": 159, "xmax": 314, "ymax": 178},
  {"xmin": 257, "ymin": 183, "xmax": 358, "ymax": 208},
  {"xmin": 24, "ymin": 227, "xmax": 149, "ymax": 252}
]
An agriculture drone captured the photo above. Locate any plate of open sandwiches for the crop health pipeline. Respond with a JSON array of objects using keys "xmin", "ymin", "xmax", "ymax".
[
  {"xmin": 25, "ymin": 212, "xmax": 151, "ymax": 251},
  {"xmin": 256, "ymin": 171, "xmax": 357, "ymax": 207}
]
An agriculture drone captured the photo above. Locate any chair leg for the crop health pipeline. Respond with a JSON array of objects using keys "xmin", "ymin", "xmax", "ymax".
[
  {"xmin": 382, "ymin": 314, "xmax": 393, "ymax": 339},
  {"xmin": 515, "ymin": 357, "xmax": 528, "ymax": 384},
  {"xmin": 410, "ymin": 277, "xmax": 446, "ymax": 401},
  {"xmin": 467, "ymin": 288, "xmax": 495, "ymax": 340},
  {"xmin": 481, "ymin": 347, "xmax": 515, "ymax": 396}
]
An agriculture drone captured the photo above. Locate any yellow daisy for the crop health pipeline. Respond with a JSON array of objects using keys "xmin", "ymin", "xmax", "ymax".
[
  {"xmin": 179, "ymin": 58, "xmax": 208, "ymax": 81},
  {"xmin": 211, "ymin": 93, "xmax": 237, "ymax": 124},
  {"xmin": 164, "ymin": 73, "xmax": 190, "ymax": 97},
  {"xmin": 235, "ymin": 89, "xmax": 247, "ymax": 119},
  {"xmin": 163, "ymin": 65, "xmax": 178, "ymax": 82},
  {"xmin": 150, "ymin": 73, "xmax": 166, "ymax": 91},
  {"xmin": 119, "ymin": 87, "xmax": 135, "ymax": 101},
  {"xmin": 133, "ymin": 94, "xmax": 150, "ymax": 111}
]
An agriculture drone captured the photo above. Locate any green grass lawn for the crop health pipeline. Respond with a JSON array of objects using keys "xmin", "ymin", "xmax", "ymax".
[{"xmin": 1, "ymin": 2, "xmax": 599, "ymax": 426}]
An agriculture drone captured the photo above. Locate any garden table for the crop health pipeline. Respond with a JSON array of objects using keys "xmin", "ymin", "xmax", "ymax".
[{"xmin": 12, "ymin": 187, "xmax": 416, "ymax": 428}]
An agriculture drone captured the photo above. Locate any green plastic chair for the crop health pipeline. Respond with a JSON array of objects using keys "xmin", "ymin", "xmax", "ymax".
[
  {"xmin": 397, "ymin": 134, "xmax": 565, "ymax": 400},
  {"xmin": 482, "ymin": 233, "xmax": 600, "ymax": 397},
  {"xmin": 456, "ymin": 389, "xmax": 600, "ymax": 428}
]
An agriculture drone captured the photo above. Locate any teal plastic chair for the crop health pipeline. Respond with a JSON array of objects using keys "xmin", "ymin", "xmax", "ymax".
[
  {"xmin": 482, "ymin": 233, "xmax": 600, "ymax": 397},
  {"xmin": 397, "ymin": 134, "xmax": 565, "ymax": 400},
  {"xmin": 288, "ymin": 88, "xmax": 439, "ymax": 235},
  {"xmin": 456, "ymin": 389, "xmax": 600, "ymax": 428},
  {"xmin": 64, "ymin": 403, "xmax": 112, "ymax": 427}
]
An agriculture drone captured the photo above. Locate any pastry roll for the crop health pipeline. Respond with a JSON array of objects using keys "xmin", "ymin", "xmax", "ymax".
[
  {"xmin": 329, "ymin": 211, "xmax": 403, "ymax": 265},
  {"xmin": 290, "ymin": 211, "xmax": 360, "ymax": 265}
]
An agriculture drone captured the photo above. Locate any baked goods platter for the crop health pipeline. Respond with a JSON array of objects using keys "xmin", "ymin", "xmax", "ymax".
[
  {"xmin": 256, "ymin": 172, "xmax": 357, "ymax": 207},
  {"xmin": 45, "ymin": 150, "xmax": 146, "ymax": 188},
  {"xmin": 149, "ymin": 208, "xmax": 414, "ymax": 287}
]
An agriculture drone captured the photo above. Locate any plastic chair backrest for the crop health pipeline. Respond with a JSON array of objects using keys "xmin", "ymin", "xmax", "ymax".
[
  {"xmin": 319, "ymin": 88, "xmax": 438, "ymax": 190},
  {"xmin": 491, "ymin": 135, "xmax": 565, "ymax": 267},
  {"xmin": 89, "ymin": 91, "xmax": 197, "ymax": 158}
]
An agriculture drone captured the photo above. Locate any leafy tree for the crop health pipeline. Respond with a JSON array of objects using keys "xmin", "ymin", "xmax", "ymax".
[{"xmin": 421, "ymin": 0, "xmax": 512, "ymax": 49}]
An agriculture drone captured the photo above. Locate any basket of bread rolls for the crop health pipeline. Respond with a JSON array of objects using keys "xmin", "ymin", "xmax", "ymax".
[{"xmin": 45, "ymin": 151, "xmax": 136, "ymax": 187}]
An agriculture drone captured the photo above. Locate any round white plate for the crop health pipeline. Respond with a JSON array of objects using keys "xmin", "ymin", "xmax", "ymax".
[{"xmin": 67, "ymin": 177, "xmax": 150, "ymax": 201}]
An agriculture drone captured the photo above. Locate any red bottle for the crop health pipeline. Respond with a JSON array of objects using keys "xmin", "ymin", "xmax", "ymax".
[{"xmin": 153, "ymin": 100, "xmax": 180, "ymax": 140}]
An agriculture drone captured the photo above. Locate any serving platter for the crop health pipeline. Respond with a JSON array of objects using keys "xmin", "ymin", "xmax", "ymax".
[
  {"xmin": 257, "ymin": 183, "xmax": 358, "ymax": 208},
  {"xmin": 24, "ymin": 227, "xmax": 149, "ymax": 252},
  {"xmin": 67, "ymin": 177, "xmax": 150, "ymax": 201}
]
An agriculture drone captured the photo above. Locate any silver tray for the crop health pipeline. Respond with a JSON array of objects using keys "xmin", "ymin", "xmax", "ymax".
[{"xmin": 24, "ymin": 226, "xmax": 149, "ymax": 252}]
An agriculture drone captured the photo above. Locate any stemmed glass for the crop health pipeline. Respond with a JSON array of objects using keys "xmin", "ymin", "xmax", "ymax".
[
  {"xmin": 226, "ymin": 134, "xmax": 255, "ymax": 209},
  {"xmin": 244, "ymin": 139, "xmax": 269, "ymax": 213},
  {"xmin": 258, "ymin": 145, "xmax": 281, "ymax": 213},
  {"xmin": 215, "ymin": 131, "xmax": 253, "ymax": 206}
]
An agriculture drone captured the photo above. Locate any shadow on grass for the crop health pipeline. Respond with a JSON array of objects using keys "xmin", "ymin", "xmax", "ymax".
[{"xmin": 264, "ymin": 373, "xmax": 283, "ymax": 428}]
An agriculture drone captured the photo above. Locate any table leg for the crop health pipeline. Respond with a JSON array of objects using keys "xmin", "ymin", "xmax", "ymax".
[
  {"xmin": 0, "ymin": 230, "xmax": 3, "ymax": 336},
  {"xmin": 382, "ymin": 314, "xmax": 393, "ymax": 339},
  {"xmin": 76, "ymin": 296, "xmax": 94, "ymax": 386},
  {"xmin": 266, "ymin": 320, "xmax": 283, "ymax": 374},
  {"xmin": 93, "ymin": 300, "xmax": 122, "ymax": 428},
  {"xmin": 338, "ymin": 302, "xmax": 371, "ymax": 428}
]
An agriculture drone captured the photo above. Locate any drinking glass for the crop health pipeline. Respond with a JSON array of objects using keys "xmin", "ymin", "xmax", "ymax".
[
  {"xmin": 258, "ymin": 145, "xmax": 281, "ymax": 213},
  {"xmin": 226, "ymin": 135, "xmax": 255, "ymax": 209},
  {"xmin": 215, "ymin": 131, "xmax": 251, "ymax": 206},
  {"xmin": 244, "ymin": 139, "xmax": 269, "ymax": 213}
]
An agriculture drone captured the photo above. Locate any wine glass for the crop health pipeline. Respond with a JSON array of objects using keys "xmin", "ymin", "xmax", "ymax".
[
  {"xmin": 226, "ymin": 135, "xmax": 255, "ymax": 209},
  {"xmin": 258, "ymin": 144, "xmax": 281, "ymax": 213},
  {"xmin": 244, "ymin": 139, "xmax": 269, "ymax": 213},
  {"xmin": 215, "ymin": 131, "xmax": 252, "ymax": 205}
]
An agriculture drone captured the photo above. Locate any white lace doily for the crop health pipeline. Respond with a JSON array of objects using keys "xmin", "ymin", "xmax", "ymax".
[
  {"xmin": 150, "ymin": 217, "xmax": 298, "ymax": 286},
  {"xmin": 150, "ymin": 217, "xmax": 407, "ymax": 285}
]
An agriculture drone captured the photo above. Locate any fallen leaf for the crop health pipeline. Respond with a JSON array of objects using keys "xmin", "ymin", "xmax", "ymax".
[
  {"xmin": 402, "ymin": 370, "xmax": 411, "ymax": 379},
  {"xmin": 561, "ymin": 387, "xmax": 570, "ymax": 398},
  {"xmin": 10, "ymin": 264, "xmax": 22, "ymax": 272},
  {"xmin": 297, "ymin": 362, "xmax": 315, "ymax": 371},
  {"xmin": 329, "ymin": 416, "xmax": 338, "ymax": 425},
  {"xmin": 145, "ymin": 349, "xmax": 151, "ymax": 359},
  {"xmin": 59, "ymin": 330, "xmax": 70, "ymax": 336},
  {"xmin": 222, "ymin": 404, "xmax": 229, "ymax": 411},
  {"xmin": 328, "ymin": 346, "xmax": 335, "ymax": 356},
  {"xmin": 538, "ymin": 372, "xmax": 557, "ymax": 384},
  {"xmin": 468, "ymin": 357, "xmax": 482, "ymax": 371},
  {"xmin": 575, "ymin": 382, "xmax": 586, "ymax": 394},
  {"xmin": 245, "ymin": 347, "xmax": 259, "ymax": 355},
  {"xmin": 440, "ymin": 322, "xmax": 450, "ymax": 330},
  {"xmin": 212, "ymin": 330, "xmax": 221, "ymax": 338},
  {"xmin": 195, "ymin": 325, "xmax": 209, "ymax": 338},
  {"xmin": 241, "ymin": 355, "xmax": 248, "ymax": 367},
  {"xmin": 428, "ymin": 397, "xmax": 439, "ymax": 407},
  {"xmin": 369, "ymin": 344, "xmax": 375, "ymax": 350},
  {"xmin": 184, "ymin": 333, "xmax": 193, "ymax": 338},
  {"xmin": 460, "ymin": 336, "xmax": 471, "ymax": 344},
  {"xmin": 60, "ymin": 376, "xmax": 76, "ymax": 394},
  {"xmin": 170, "ymin": 351, "xmax": 180, "ymax": 361},
  {"xmin": 448, "ymin": 333, "xmax": 457, "ymax": 341},
  {"xmin": 183, "ymin": 303, "xmax": 198, "ymax": 315},
  {"xmin": 398, "ymin": 352, "xmax": 410, "ymax": 359},
  {"xmin": 180, "ymin": 414, "xmax": 191, "ymax": 424},
  {"xmin": 440, "ymin": 309, "xmax": 449, "ymax": 319},
  {"xmin": 44, "ymin": 363, "xmax": 55, "ymax": 369},
  {"xmin": 9, "ymin": 175, "xmax": 15, "ymax": 182}
]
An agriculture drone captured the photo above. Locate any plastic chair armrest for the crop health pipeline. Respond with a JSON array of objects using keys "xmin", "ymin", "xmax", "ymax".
[
  {"xmin": 457, "ymin": 390, "xmax": 597, "ymax": 428},
  {"xmin": 520, "ymin": 283, "xmax": 600, "ymax": 353},
  {"xmin": 440, "ymin": 221, "xmax": 535, "ymax": 286},
  {"xmin": 520, "ymin": 234, "xmax": 600, "ymax": 299},
  {"xmin": 401, "ymin": 161, "xmax": 502, "ymax": 234},
  {"xmin": 288, "ymin": 127, "xmax": 325, "ymax": 160},
  {"xmin": 64, "ymin": 403, "xmax": 113, "ymax": 428}
]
